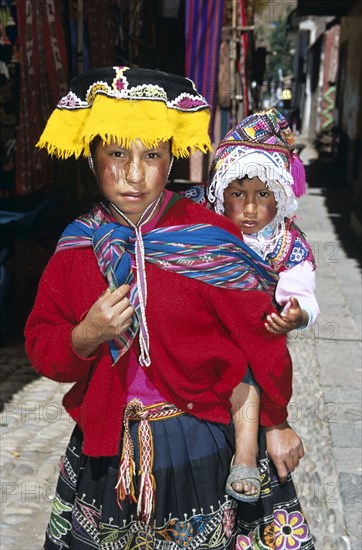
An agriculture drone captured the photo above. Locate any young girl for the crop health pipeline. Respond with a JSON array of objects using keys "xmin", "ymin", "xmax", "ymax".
[
  {"xmin": 24, "ymin": 70, "xmax": 314, "ymax": 548},
  {"xmin": 207, "ymin": 108, "xmax": 319, "ymax": 502}
]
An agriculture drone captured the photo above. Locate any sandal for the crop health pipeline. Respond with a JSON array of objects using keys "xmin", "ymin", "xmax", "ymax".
[{"xmin": 225, "ymin": 456, "xmax": 261, "ymax": 502}]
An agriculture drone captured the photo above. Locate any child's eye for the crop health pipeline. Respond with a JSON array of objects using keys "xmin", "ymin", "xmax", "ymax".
[
  {"xmin": 231, "ymin": 192, "xmax": 243, "ymax": 198},
  {"xmin": 110, "ymin": 150, "xmax": 125, "ymax": 158},
  {"xmin": 146, "ymin": 152, "xmax": 161, "ymax": 159},
  {"xmin": 259, "ymin": 191, "xmax": 270, "ymax": 198}
]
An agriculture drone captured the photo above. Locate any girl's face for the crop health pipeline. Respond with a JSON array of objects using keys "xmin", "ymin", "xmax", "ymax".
[
  {"xmin": 93, "ymin": 139, "xmax": 172, "ymax": 225},
  {"xmin": 223, "ymin": 176, "xmax": 277, "ymax": 234}
]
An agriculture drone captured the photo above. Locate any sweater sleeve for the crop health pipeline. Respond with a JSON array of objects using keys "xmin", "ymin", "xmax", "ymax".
[
  {"xmin": 24, "ymin": 249, "xmax": 101, "ymax": 383},
  {"xmin": 276, "ymin": 261, "xmax": 320, "ymax": 327},
  {"xmin": 207, "ymin": 285, "xmax": 293, "ymax": 426}
]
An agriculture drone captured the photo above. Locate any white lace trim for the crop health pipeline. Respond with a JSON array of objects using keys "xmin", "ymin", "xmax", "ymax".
[
  {"xmin": 243, "ymin": 221, "xmax": 285, "ymax": 260},
  {"xmin": 58, "ymin": 83, "xmax": 208, "ymax": 112},
  {"xmin": 207, "ymin": 149, "xmax": 298, "ymax": 224}
]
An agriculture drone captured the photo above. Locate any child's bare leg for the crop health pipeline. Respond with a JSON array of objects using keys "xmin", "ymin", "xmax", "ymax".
[{"xmin": 229, "ymin": 381, "xmax": 260, "ymax": 496}]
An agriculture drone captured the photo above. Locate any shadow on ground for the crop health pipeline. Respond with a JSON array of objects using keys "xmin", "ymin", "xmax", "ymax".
[
  {"xmin": 0, "ymin": 336, "xmax": 40, "ymax": 413},
  {"xmin": 305, "ymin": 156, "xmax": 362, "ymax": 270}
]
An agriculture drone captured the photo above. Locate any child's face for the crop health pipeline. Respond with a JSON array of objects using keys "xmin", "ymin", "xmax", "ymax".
[
  {"xmin": 223, "ymin": 176, "xmax": 277, "ymax": 234},
  {"xmin": 93, "ymin": 139, "xmax": 171, "ymax": 225}
]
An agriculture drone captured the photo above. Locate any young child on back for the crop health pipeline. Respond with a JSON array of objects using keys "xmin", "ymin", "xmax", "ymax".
[{"xmin": 207, "ymin": 108, "xmax": 320, "ymax": 502}]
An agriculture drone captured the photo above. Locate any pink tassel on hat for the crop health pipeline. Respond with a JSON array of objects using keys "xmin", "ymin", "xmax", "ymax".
[{"xmin": 291, "ymin": 152, "xmax": 307, "ymax": 197}]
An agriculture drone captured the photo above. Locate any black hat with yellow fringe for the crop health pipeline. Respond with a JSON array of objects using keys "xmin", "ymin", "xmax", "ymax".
[{"xmin": 37, "ymin": 66, "xmax": 212, "ymax": 159}]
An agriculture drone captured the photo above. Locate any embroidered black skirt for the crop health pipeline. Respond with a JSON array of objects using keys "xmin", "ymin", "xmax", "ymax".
[{"xmin": 44, "ymin": 405, "xmax": 315, "ymax": 549}]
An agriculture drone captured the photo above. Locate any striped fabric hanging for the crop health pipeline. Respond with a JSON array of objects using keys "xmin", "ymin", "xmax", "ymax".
[{"xmin": 185, "ymin": 0, "xmax": 225, "ymax": 139}]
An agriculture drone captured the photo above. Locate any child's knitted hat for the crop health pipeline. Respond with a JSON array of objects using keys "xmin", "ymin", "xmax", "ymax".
[
  {"xmin": 37, "ymin": 66, "xmax": 212, "ymax": 159},
  {"xmin": 207, "ymin": 108, "xmax": 306, "ymax": 221}
]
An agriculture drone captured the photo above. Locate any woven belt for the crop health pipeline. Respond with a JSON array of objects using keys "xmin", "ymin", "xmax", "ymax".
[{"xmin": 116, "ymin": 399, "xmax": 183, "ymax": 524}]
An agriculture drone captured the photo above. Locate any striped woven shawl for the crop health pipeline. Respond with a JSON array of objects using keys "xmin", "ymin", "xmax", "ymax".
[{"xmin": 56, "ymin": 202, "xmax": 278, "ymax": 365}]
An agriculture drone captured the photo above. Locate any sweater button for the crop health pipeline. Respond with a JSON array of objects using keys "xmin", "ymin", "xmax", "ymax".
[{"xmin": 187, "ymin": 402, "xmax": 194, "ymax": 409}]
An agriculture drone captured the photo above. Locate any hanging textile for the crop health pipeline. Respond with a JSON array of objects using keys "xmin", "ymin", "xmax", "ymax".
[
  {"xmin": 321, "ymin": 25, "xmax": 340, "ymax": 131},
  {"xmin": 67, "ymin": 0, "xmax": 117, "ymax": 78},
  {"xmin": 218, "ymin": 27, "xmax": 231, "ymax": 110},
  {"xmin": 185, "ymin": 0, "xmax": 225, "ymax": 139},
  {"xmin": 16, "ymin": 0, "xmax": 68, "ymax": 195},
  {"xmin": 238, "ymin": 0, "xmax": 249, "ymax": 117},
  {"xmin": 0, "ymin": 1, "xmax": 19, "ymax": 192}
]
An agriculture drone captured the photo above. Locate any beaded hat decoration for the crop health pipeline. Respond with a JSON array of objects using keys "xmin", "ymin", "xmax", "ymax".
[
  {"xmin": 37, "ymin": 66, "xmax": 212, "ymax": 159},
  {"xmin": 207, "ymin": 108, "xmax": 306, "ymax": 223}
]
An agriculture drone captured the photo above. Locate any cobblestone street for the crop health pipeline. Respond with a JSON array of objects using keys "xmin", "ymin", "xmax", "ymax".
[{"xmin": 1, "ymin": 163, "xmax": 361, "ymax": 548}]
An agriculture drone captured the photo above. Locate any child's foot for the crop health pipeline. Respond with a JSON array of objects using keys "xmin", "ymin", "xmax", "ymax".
[
  {"xmin": 231, "ymin": 471, "xmax": 259, "ymax": 496},
  {"xmin": 225, "ymin": 455, "xmax": 260, "ymax": 502}
]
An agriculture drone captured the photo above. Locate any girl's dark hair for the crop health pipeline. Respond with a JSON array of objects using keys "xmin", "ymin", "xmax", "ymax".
[{"xmin": 89, "ymin": 136, "xmax": 102, "ymax": 158}]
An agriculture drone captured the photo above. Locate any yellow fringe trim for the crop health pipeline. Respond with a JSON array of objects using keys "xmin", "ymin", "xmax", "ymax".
[{"xmin": 36, "ymin": 95, "xmax": 212, "ymax": 159}]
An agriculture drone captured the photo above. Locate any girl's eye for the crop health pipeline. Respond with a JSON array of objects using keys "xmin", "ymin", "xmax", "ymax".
[
  {"xmin": 110, "ymin": 151, "xmax": 125, "ymax": 158},
  {"xmin": 259, "ymin": 191, "xmax": 270, "ymax": 198},
  {"xmin": 231, "ymin": 192, "xmax": 243, "ymax": 198}
]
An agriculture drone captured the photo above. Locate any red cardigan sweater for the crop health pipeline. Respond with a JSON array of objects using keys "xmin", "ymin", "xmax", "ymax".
[{"xmin": 25, "ymin": 197, "xmax": 292, "ymax": 456}]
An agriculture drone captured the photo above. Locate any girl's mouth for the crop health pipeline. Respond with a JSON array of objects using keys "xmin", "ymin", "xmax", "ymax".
[{"xmin": 121, "ymin": 192, "xmax": 144, "ymax": 200}]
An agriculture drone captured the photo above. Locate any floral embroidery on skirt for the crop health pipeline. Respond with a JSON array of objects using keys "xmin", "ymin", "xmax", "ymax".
[{"xmin": 44, "ymin": 408, "xmax": 315, "ymax": 549}]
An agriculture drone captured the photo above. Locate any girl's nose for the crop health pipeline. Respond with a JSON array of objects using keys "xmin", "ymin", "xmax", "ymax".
[{"xmin": 125, "ymin": 160, "xmax": 144, "ymax": 183}]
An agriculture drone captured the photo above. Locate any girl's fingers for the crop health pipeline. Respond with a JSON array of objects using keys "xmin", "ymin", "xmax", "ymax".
[
  {"xmin": 113, "ymin": 306, "xmax": 135, "ymax": 335},
  {"xmin": 274, "ymin": 461, "xmax": 289, "ymax": 484},
  {"xmin": 103, "ymin": 285, "xmax": 130, "ymax": 306},
  {"xmin": 298, "ymin": 443, "xmax": 305, "ymax": 459},
  {"xmin": 112, "ymin": 299, "xmax": 133, "ymax": 320}
]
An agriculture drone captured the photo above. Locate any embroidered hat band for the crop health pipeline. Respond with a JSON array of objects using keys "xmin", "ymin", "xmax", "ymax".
[{"xmin": 37, "ymin": 66, "xmax": 212, "ymax": 159}]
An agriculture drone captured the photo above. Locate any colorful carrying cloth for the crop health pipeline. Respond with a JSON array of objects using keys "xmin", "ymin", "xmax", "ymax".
[
  {"xmin": 207, "ymin": 108, "xmax": 306, "ymax": 222},
  {"xmin": 56, "ymin": 201, "xmax": 278, "ymax": 366},
  {"xmin": 36, "ymin": 66, "xmax": 212, "ymax": 159},
  {"xmin": 178, "ymin": 185, "xmax": 316, "ymax": 272}
]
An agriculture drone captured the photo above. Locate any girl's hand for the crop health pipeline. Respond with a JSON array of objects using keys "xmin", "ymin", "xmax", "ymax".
[
  {"xmin": 264, "ymin": 296, "xmax": 309, "ymax": 334},
  {"xmin": 71, "ymin": 284, "xmax": 134, "ymax": 357},
  {"xmin": 265, "ymin": 421, "xmax": 305, "ymax": 483}
]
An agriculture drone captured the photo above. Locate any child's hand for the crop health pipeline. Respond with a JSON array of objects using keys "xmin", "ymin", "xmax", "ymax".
[
  {"xmin": 72, "ymin": 285, "xmax": 134, "ymax": 357},
  {"xmin": 265, "ymin": 296, "xmax": 309, "ymax": 334}
]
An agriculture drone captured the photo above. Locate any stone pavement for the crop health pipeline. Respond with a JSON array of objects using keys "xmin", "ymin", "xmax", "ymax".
[{"xmin": 1, "ymin": 154, "xmax": 361, "ymax": 549}]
